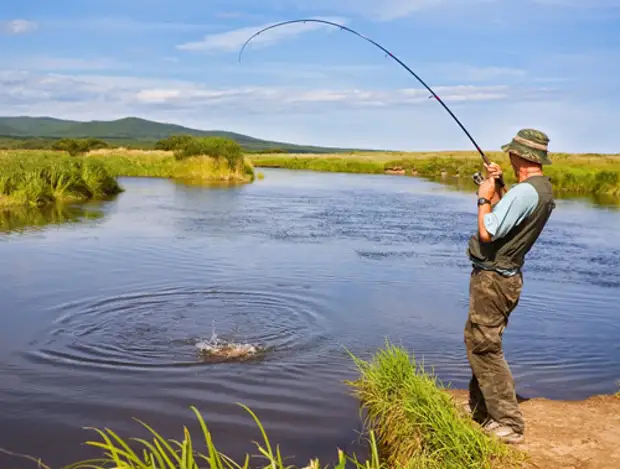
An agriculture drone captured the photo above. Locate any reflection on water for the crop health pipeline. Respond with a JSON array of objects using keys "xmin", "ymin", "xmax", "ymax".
[{"xmin": 0, "ymin": 202, "xmax": 105, "ymax": 234}]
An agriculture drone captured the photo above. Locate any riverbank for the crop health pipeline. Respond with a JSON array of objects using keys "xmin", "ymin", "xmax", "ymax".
[
  {"xmin": 249, "ymin": 151, "xmax": 620, "ymax": 203},
  {"xmin": 4, "ymin": 343, "xmax": 618, "ymax": 469},
  {"xmin": 0, "ymin": 149, "xmax": 255, "ymax": 206}
]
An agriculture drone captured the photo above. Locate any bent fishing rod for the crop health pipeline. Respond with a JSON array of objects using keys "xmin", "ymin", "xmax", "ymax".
[{"xmin": 238, "ymin": 18, "xmax": 504, "ymax": 187}]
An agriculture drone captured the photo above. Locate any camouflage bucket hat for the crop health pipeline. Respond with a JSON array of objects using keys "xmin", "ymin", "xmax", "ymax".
[{"xmin": 501, "ymin": 128, "xmax": 552, "ymax": 165}]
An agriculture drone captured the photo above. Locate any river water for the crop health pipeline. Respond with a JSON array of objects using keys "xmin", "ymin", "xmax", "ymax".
[{"xmin": 1, "ymin": 169, "xmax": 619, "ymax": 467}]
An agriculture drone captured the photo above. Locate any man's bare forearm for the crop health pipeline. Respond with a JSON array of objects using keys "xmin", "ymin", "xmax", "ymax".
[{"xmin": 477, "ymin": 203, "xmax": 493, "ymax": 242}]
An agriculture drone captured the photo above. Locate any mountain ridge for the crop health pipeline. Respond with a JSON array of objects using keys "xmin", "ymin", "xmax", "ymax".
[{"xmin": 0, "ymin": 116, "xmax": 375, "ymax": 153}]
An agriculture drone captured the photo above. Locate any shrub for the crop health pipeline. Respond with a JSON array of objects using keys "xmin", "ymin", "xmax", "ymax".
[
  {"xmin": 155, "ymin": 134, "xmax": 195, "ymax": 151},
  {"xmin": 51, "ymin": 138, "xmax": 109, "ymax": 156},
  {"xmin": 173, "ymin": 137, "xmax": 244, "ymax": 169}
]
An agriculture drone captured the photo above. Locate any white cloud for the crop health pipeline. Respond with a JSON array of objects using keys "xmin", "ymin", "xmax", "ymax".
[
  {"xmin": 0, "ymin": 19, "xmax": 38, "ymax": 35},
  {"xmin": 0, "ymin": 70, "xmax": 548, "ymax": 113},
  {"xmin": 177, "ymin": 16, "xmax": 348, "ymax": 52}
]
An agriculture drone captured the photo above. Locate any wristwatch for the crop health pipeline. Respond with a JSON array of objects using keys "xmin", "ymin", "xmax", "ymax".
[{"xmin": 477, "ymin": 197, "xmax": 491, "ymax": 207}]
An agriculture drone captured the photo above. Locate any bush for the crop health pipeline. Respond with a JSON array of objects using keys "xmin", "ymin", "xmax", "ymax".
[
  {"xmin": 51, "ymin": 138, "xmax": 109, "ymax": 156},
  {"xmin": 0, "ymin": 153, "xmax": 122, "ymax": 206},
  {"xmin": 173, "ymin": 136, "xmax": 244, "ymax": 169},
  {"xmin": 154, "ymin": 134, "xmax": 195, "ymax": 151}
]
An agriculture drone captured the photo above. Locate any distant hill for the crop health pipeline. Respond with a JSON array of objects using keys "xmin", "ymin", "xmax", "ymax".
[
  {"xmin": 0, "ymin": 116, "xmax": 370, "ymax": 153},
  {"xmin": 0, "ymin": 122, "xmax": 18, "ymax": 135}
]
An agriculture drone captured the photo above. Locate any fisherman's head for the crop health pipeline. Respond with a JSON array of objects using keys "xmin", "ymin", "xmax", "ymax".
[{"xmin": 501, "ymin": 128, "xmax": 551, "ymax": 177}]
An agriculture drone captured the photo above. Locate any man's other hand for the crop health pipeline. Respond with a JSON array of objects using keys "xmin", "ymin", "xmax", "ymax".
[
  {"xmin": 478, "ymin": 177, "xmax": 496, "ymax": 200},
  {"xmin": 484, "ymin": 162, "xmax": 503, "ymax": 180}
]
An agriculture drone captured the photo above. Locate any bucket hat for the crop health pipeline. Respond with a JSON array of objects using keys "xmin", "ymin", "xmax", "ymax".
[{"xmin": 501, "ymin": 128, "xmax": 552, "ymax": 165}]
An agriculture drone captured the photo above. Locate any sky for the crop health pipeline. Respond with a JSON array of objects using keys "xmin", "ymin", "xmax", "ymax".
[{"xmin": 1, "ymin": 0, "xmax": 619, "ymax": 152}]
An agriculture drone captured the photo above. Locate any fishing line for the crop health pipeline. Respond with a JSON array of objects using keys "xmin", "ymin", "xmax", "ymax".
[{"xmin": 238, "ymin": 18, "xmax": 503, "ymax": 187}]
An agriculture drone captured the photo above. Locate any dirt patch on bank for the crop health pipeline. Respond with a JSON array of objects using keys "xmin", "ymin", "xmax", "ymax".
[{"xmin": 449, "ymin": 390, "xmax": 620, "ymax": 469}]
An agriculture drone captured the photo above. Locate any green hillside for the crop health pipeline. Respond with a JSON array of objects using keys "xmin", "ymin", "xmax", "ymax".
[
  {"xmin": 0, "ymin": 122, "xmax": 18, "ymax": 135},
  {"xmin": 0, "ymin": 116, "xmax": 370, "ymax": 153}
]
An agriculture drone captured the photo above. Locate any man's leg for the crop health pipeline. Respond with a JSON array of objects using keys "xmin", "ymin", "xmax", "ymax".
[
  {"xmin": 464, "ymin": 269, "xmax": 524, "ymax": 436},
  {"xmin": 468, "ymin": 374, "xmax": 489, "ymax": 424}
]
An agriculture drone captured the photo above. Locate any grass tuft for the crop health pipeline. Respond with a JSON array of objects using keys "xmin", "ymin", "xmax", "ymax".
[
  {"xmin": 346, "ymin": 341, "xmax": 524, "ymax": 469},
  {"xmin": 0, "ymin": 152, "xmax": 122, "ymax": 207}
]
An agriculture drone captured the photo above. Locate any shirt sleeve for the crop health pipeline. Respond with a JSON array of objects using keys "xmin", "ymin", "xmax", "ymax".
[{"xmin": 483, "ymin": 183, "xmax": 539, "ymax": 240}]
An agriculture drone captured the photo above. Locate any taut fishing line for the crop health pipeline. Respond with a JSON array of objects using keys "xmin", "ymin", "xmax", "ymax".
[{"xmin": 238, "ymin": 18, "xmax": 504, "ymax": 187}]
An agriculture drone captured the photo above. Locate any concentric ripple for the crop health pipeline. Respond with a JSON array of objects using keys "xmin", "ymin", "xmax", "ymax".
[{"xmin": 27, "ymin": 286, "xmax": 330, "ymax": 370}]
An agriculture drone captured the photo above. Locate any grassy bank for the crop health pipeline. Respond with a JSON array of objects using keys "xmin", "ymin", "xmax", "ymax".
[
  {"xmin": 0, "ymin": 152, "xmax": 122, "ymax": 207},
  {"xmin": 3, "ymin": 343, "xmax": 524, "ymax": 469},
  {"xmin": 346, "ymin": 342, "xmax": 523, "ymax": 469},
  {"xmin": 250, "ymin": 151, "xmax": 620, "ymax": 202},
  {"xmin": 88, "ymin": 149, "xmax": 255, "ymax": 184}
]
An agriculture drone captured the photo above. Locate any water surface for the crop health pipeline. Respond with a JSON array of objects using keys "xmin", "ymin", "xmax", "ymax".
[{"xmin": 1, "ymin": 169, "xmax": 619, "ymax": 467}]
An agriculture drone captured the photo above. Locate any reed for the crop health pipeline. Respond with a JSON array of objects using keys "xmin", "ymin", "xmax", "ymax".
[
  {"xmin": 0, "ymin": 152, "xmax": 122, "ymax": 207},
  {"xmin": 346, "ymin": 341, "xmax": 524, "ymax": 469}
]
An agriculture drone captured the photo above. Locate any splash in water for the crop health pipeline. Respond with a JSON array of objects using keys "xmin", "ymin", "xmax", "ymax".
[{"xmin": 195, "ymin": 327, "xmax": 262, "ymax": 363}]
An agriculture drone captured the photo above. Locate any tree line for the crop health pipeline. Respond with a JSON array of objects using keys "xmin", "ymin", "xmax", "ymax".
[{"xmin": 0, "ymin": 135, "xmax": 290, "ymax": 154}]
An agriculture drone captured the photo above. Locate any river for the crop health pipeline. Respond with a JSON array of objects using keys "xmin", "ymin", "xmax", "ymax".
[{"xmin": 1, "ymin": 169, "xmax": 619, "ymax": 467}]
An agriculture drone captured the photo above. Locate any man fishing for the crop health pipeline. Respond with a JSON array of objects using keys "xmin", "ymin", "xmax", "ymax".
[{"xmin": 464, "ymin": 128, "xmax": 556, "ymax": 444}]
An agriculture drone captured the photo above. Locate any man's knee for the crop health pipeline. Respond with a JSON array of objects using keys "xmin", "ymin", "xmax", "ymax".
[{"xmin": 464, "ymin": 320, "xmax": 505, "ymax": 355}]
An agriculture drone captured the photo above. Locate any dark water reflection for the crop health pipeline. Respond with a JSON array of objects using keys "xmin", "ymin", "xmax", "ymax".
[
  {"xmin": 0, "ymin": 170, "xmax": 619, "ymax": 468},
  {"xmin": 0, "ymin": 202, "xmax": 104, "ymax": 234}
]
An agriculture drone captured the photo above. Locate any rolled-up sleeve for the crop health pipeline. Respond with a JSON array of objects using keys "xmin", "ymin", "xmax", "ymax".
[{"xmin": 483, "ymin": 183, "xmax": 539, "ymax": 240}]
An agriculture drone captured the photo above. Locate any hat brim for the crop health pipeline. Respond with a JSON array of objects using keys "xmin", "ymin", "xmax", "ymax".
[{"xmin": 502, "ymin": 140, "xmax": 552, "ymax": 165}]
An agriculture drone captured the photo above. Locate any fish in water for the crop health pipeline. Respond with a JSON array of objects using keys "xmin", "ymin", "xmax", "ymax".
[{"xmin": 195, "ymin": 338, "xmax": 261, "ymax": 362}]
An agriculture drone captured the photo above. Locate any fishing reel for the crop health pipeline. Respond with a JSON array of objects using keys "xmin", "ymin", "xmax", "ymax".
[{"xmin": 472, "ymin": 171, "xmax": 485, "ymax": 186}]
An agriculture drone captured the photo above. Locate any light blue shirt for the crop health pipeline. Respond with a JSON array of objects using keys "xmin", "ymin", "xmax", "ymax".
[{"xmin": 472, "ymin": 182, "xmax": 539, "ymax": 276}]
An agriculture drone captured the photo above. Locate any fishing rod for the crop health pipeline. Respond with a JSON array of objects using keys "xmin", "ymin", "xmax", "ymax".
[{"xmin": 238, "ymin": 18, "xmax": 504, "ymax": 188}]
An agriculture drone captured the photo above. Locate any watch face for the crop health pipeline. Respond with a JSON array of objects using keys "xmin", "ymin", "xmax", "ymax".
[{"xmin": 478, "ymin": 198, "xmax": 490, "ymax": 206}]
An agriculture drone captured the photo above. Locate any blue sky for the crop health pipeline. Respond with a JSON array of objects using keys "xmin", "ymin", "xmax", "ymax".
[{"xmin": 1, "ymin": 1, "xmax": 619, "ymax": 152}]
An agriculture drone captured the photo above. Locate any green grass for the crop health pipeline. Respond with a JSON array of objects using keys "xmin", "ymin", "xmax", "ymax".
[
  {"xmin": 346, "ymin": 342, "xmax": 524, "ymax": 469},
  {"xmin": 88, "ymin": 149, "xmax": 255, "ymax": 183},
  {"xmin": 0, "ymin": 151, "xmax": 122, "ymax": 207},
  {"xmin": 249, "ymin": 151, "xmax": 620, "ymax": 202}
]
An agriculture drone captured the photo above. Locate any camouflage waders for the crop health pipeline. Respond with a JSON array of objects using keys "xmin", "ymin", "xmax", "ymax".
[{"xmin": 464, "ymin": 267, "xmax": 525, "ymax": 434}]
